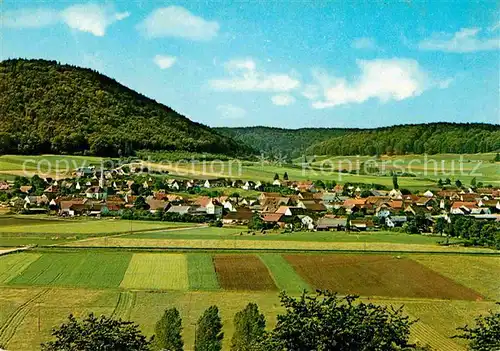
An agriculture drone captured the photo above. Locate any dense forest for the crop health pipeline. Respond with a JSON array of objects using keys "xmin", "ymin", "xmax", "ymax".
[
  {"xmin": 0, "ymin": 59, "xmax": 252, "ymax": 157},
  {"xmin": 218, "ymin": 123, "xmax": 500, "ymax": 158},
  {"xmin": 215, "ymin": 126, "xmax": 352, "ymax": 158},
  {"xmin": 306, "ymin": 123, "xmax": 500, "ymax": 156}
]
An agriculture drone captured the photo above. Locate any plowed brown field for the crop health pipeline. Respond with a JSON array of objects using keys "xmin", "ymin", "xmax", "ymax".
[
  {"xmin": 284, "ymin": 254, "xmax": 483, "ymax": 300},
  {"xmin": 213, "ymin": 255, "xmax": 277, "ymax": 291}
]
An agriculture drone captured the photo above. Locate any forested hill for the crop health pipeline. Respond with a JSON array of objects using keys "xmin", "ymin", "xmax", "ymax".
[
  {"xmin": 215, "ymin": 127, "xmax": 353, "ymax": 158},
  {"xmin": 306, "ymin": 123, "xmax": 500, "ymax": 156},
  {"xmin": 0, "ymin": 59, "xmax": 252, "ymax": 157},
  {"xmin": 218, "ymin": 123, "xmax": 500, "ymax": 157}
]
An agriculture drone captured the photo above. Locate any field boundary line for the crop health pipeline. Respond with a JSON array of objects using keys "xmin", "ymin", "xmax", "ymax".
[
  {"xmin": 46, "ymin": 245, "xmax": 500, "ymax": 256},
  {"xmin": 0, "ymin": 288, "xmax": 50, "ymax": 346},
  {"xmin": 60, "ymin": 224, "xmax": 209, "ymax": 246}
]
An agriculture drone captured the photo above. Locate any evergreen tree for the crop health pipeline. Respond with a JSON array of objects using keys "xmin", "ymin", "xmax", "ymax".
[
  {"xmin": 437, "ymin": 178, "xmax": 443, "ymax": 187},
  {"xmin": 154, "ymin": 307, "xmax": 183, "ymax": 351},
  {"xmin": 283, "ymin": 172, "xmax": 289, "ymax": 180},
  {"xmin": 195, "ymin": 306, "xmax": 223, "ymax": 351},
  {"xmin": 273, "ymin": 173, "xmax": 279, "ymax": 181},
  {"xmin": 231, "ymin": 303, "xmax": 266, "ymax": 351},
  {"xmin": 392, "ymin": 174, "xmax": 399, "ymax": 190},
  {"xmin": 455, "ymin": 179, "xmax": 463, "ymax": 188}
]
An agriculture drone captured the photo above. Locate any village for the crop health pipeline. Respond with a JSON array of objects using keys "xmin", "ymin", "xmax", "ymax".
[{"xmin": 1, "ymin": 164, "xmax": 499, "ymax": 236}]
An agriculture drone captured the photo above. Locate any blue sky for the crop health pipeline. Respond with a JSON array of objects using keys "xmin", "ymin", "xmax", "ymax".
[{"xmin": 1, "ymin": 0, "xmax": 499, "ymax": 128}]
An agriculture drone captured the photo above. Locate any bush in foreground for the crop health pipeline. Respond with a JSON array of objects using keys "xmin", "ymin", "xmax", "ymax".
[
  {"xmin": 41, "ymin": 313, "xmax": 151, "ymax": 351},
  {"xmin": 259, "ymin": 290, "xmax": 418, "ymax": 350},
  {"xmin": 454, "ymin": 303, "xmax": 500, "ymax": 351}
]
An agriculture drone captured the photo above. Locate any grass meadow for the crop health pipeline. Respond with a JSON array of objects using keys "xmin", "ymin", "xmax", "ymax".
[{"xmin": 0, "ymin": 217, "xmax": 199, "ymax": 247}]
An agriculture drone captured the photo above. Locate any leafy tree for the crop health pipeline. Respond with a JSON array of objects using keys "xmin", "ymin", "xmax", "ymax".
[
  {"xmin": 437, "ymin": 178, "xmax": 443, "ymax": 187},
  {"xmin": 134, "ymin": 196, "xmax": 150, "ymax": 211},
  {"xmin": 392, "ymin": 174, "xmax": 399, "ymax": 189},
  {"xmin": 283, "ymin": 172, "xmax": 289, "ymax": 180},
  {"xmin": 41, "ymin": 313, "xmax": 151, "ymax": 351},
  {"xmin": 260, "ymin": 291, "xmax": 417, "ymax": 350},
  {"xmin": 195, "ymin": 306, "xmax": 224, "ymax": 351},
  {"xmin": 445, "ymin": 178, "xmax": 452, "ymax": 185},
  {"xmin": 434, "ymin": 217, "xmax": 446, "ymax": 235},
  {"xmin": 454, "ymin": 304, "xmax": 500, "ymax": 351},
  {"xmin": 455, "ymin": 179, "xmax": 463, "ymax": 188},
  {"xmin": 313, "ymin": 179, "xmax": 325, "ymax": 189},
  {"xmin": 495, "ymin": 153, "xmax": 500, "ymax": 162},
  {"xmin": 230, "ymin": 303, "xmax": 266, "ymax": 351},
  {"xmin": 248, "ymin": 213, "xmax": 266, "ymax": 230},
  {"xmin": 154, "ymin": 307, "xmax": 183, "ymax": 351},
  {"xmin": 471, "ymin": 177, "xmax": 477, "ymax": 187}
]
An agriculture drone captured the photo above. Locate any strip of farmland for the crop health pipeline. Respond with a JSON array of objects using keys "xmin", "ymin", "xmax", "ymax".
[
  {"xmin": 8, "ymin": 252, "xmax": 131, "ymax": 289},
  {"xmin": 187, "ymin": 254, "xmax": 220, "ymax": 291},
  {"xmin": 213, "ymin": 255, "xmax": 277, "ymax": 291},
  {"xmin": 120, "ymin": 253, "xmax": 189, "ymax": 290},
  {"xmin": 284, "ymin": 254, "xmax": 483, "ymax": 300}
]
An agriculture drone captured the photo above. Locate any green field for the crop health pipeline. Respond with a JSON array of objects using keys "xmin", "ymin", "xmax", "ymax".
[
  {"xmin": 120, "ymin": 253, "xmax": 189, "ymax": 290},
  {"xmin": 0, "ymin": 155, "xmax": 104, "ymax": 178},
  {"xmin": 124, "ymin": 226, "xmax": 452, "ymax": 244},
  {"xmin": 258, "ymin": 253, "xmax": 310, "ymax": 293},
  {"xmin": 187, "ymin": 253, "xmax": 220, "ymax": 290},
  {"xmin": 0, "ymin": 217, "xmax": 199, "ymax": 247},
  {"xmin": 0, "ymin": 250, "xmax": 498, "ymax": 351},
  {"xmin": 8, "ymin": 252, "xmax": 131, "ymax": 288}
]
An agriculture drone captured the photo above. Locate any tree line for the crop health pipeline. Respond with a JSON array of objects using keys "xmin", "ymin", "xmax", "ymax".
[
  {"xmin": 40, "ymin": 290, "xmax": 499, "ymax": 351},
  {"xmin": 306, "ymin": 123, "xmax": 500, "ymax": 156}
]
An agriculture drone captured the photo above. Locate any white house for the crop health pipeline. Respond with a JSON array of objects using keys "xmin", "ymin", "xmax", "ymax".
[
  {"xmin": 385, "ymin": 216, "xmax": 407, "ymax": 227},
  {"xmin": 206, "ymin": 200, "xmax": 223, "ymax": 217},
  {"xmin": 388, "ymin": 189, "xmax": 403, "ymax": 199},
  {"xmin": 423, "ymin": 190, "xmax": 434, "ymax": 198},
  {"xmin": 298, "ymin": 215, "xmax": 315, "ymax": 230}
]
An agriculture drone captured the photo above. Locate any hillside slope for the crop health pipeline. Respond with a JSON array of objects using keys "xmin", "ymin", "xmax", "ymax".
[
  {"xmin": 306, "ymin": 123, "xmax": 500, "ymax": 156},
  {"xmin": 0, "ymin": 59, "xmax": 251, "ymax": 157},
  {"xmin": 215, "ymin": 126, "xmax": 352, "ymax": 158}
]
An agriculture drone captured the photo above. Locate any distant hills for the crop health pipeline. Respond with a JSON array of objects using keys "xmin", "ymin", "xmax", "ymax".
[
  {"xmin": 215, "ymin": 127, "xmax": 352, "ymax": 158},
  {"xmin": 218, "ymin": 123, "xmax": 500, "ymax": 158},
  {"xmin": 0, "ymin": 59, "xmax": 251, "ymax": 157},
  {"xmin": 1, "ymin": 59, "xmax": 498, "ymax": 159}
]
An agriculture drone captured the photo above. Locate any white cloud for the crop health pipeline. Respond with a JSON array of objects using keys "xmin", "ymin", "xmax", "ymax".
[
  {"xmin": 418, "ymin": 27, "xmax": 500, "ymax": 53},
  {"xmin": 210, "ymin": 59, "xmax": 300, "ymax": 92},
  {"xmin": 61, "ymin": 4, "xmax": 129, "ymax": 37},
  {"xmin": 2, "ymin": 3, "xmax": 129, "ymax": 36},
  {"xmin": 1, "ymin": 8, "xmax": 59, "ymax": 28},
  {"xmin": 153, "ymin": 55, "xmax": 177, "ymax": 69},
  {"xmin": 224, "ymin": 58, "xmax": 256, "ymax": 71},
  {"xmin": 271, "ymin": 94, "xmax": 296, "ymax": 106},
  {"xmin": 217, "ymin": 104, "xmax": 247, "ymax": 119},
  {"xmin": 138, "ymin": 6, "xmax": 219, "ymax": 41},
  {"xmin": 306, "ymin": 58, "xmax": 448, "ymax": 109},
  {"xmin": 351, "ymin": 37, "xmax": 379, "ymax": 50}
]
